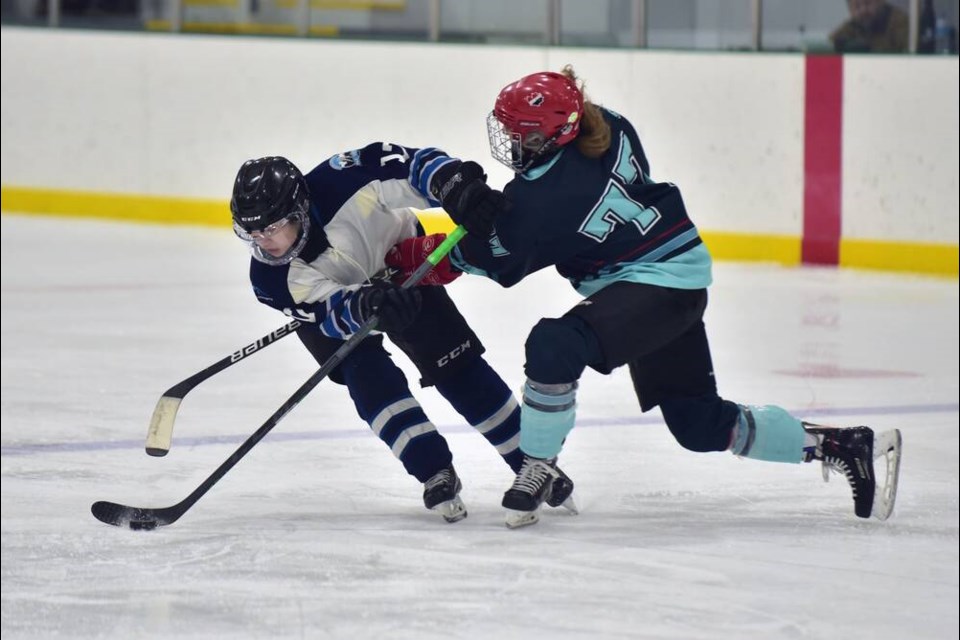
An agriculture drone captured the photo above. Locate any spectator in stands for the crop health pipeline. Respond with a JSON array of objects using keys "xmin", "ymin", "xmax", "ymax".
[{"xmin": 830, "ymin": 0, "xmax": 909, "ymax": 52}]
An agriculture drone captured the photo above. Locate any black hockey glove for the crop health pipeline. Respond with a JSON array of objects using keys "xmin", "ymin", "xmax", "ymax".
[
  {"xmin": 430, "ymin": 160, "xmax": 510, "ymax": 237},
  {"xmin": 353, "ymin": 282, "xmax": 422, "ymax": 334}
]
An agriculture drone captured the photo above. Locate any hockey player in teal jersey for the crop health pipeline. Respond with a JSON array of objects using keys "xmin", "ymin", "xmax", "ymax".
[{"xmin": 388, "ymin": 66, "xmax": 902, "ymax": 528}]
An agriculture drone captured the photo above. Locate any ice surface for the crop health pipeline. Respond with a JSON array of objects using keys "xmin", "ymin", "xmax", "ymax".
[{"xmin": 2, "ymin": 214, "xmax": 957, "ymax": 639}]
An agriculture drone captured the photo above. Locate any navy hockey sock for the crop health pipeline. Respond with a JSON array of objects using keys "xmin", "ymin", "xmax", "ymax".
[
  {"xmin": 340, "ymin": 343, "xmax": 452, "ymax": 482},
  {"xmin": 434, "ymin": 357, "xmax": 524, "ymax": 472}
]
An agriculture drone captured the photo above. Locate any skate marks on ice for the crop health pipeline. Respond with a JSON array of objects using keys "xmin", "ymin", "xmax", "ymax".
[{"xmin": 2, "ymin": 216, "xmax": 957, "ymax": 639}]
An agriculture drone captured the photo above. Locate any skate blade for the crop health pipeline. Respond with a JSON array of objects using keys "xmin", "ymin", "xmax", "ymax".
[
  {"xmin": 504, "ymin": 508, "xmax": 540, "ymax": 529},
  {"xmin": 554, "ymin": 493, "xmax": 579, "ymax": 515},
  {"xmin": 871, "ymin": 429, "xmax": 902, "ymax": 521},
  {"xmin": 432, "ymin": 496, "xmax": 468, "ymax": 523}
]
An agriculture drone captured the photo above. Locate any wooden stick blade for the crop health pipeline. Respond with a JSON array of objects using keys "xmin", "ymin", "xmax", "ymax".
[{"xmin": 144, "ymin": 396, "xmax": 182, "ymax": 456}]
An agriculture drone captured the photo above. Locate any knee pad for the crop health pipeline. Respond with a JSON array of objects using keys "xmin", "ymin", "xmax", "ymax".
[
  {"xmin": 659, "ymin": 395, "xmax": 740, "ymax": 453},
  {"xmin": 327, "ymin": 336, "xmax": 390, "ymax": 386},
  {"xmin": 336, "ymin": 338, "xmax": 390, "ymax": 384},
  {"xmin": 298, "ymin": 330, "xmax": 388, "ymax": 386},
  {"xmin": 524, "ymin": 316, "xmax": 601, "ymax": 384}
]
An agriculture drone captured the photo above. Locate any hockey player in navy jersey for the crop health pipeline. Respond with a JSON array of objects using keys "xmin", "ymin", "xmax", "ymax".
[
  {"xmin": 229, "ymin": 147, "xmax": 576, "ymax": 523},
  {"xmin": 387, "ymin": 66, "xmax": 902, "ymax": 528}
]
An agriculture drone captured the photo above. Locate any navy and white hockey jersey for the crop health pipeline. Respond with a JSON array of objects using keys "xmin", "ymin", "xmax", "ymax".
[
  {"xmin": 248, "ymin": 142, "xmax": 453, "ymax": 339},
  {"xmin": 449, "ymin": 108, "xmax": 713, "ymax": 296}
]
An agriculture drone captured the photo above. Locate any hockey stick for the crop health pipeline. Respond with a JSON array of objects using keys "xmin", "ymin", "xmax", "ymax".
[
  {"xmin": 92, "ymin": 226, "xmax": 467, "ymax": 530},
  {"xmin": 145, "ymin": 321, "xmax": 302, "ymax": 457}
]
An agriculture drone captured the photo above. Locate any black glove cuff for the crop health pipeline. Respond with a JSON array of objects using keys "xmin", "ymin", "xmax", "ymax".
[{"xmin": 429, "ymin": 160, "xmax": 486, "ymax": 205}]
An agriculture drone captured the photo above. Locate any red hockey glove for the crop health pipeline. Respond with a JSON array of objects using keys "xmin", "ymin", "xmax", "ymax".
[{"xmin": 385, "ymin": 233, "xmax": 461, "ymax": 286}]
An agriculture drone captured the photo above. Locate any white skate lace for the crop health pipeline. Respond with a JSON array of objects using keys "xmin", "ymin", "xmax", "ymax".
[
  {"xmin": 510, "ymin": 459, "xmax": 555, "ymax": 494},
  {"xmin": 822, "ymin": 456, "xmax": 857, "ymax": 496},
  {"xmin": 425, "ymin": 468, "xmax": 453, "ymax": 492}
]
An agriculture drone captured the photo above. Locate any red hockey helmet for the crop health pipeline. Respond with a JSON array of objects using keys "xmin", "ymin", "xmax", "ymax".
[{"xmin": 487, "ymin": 71, "xmax": 584, "ymax": 171}]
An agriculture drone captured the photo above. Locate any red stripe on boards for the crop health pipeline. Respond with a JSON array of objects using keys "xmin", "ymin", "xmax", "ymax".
[{"xmin": 803, "ymin": 55, "xmax": 843, "ymax": 266}]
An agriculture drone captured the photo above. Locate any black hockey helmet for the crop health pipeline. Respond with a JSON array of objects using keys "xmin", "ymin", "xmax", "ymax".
[
  {"xmin": 230, "ymin": 156, "xmax": 312, "ymax": 266},
  {"xmin": 230, "ymin": 156, "xmax": 309, "ymax": 232}
]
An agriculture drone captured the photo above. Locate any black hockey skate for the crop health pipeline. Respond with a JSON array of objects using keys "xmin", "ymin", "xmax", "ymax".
[
  {"xmin": 547, "ymin": 465, "xmax": 577, "ymax": 511},
  {"xmin": 423, "ymin": 466, "xmax": 467, "ymax": 523},
  {"xmin": 502, "ymin": 456, "xmax": 578, "ymax": 529},
  {"xmin": 804, "ymin": 425, "xmax": 902, "ymax": 520}
]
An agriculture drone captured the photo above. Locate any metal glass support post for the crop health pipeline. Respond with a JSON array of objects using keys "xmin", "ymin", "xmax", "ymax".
[
  {"xmin": 170, "ymin": 0, "xmax": 182, "ymax": 32},
  {"xmin": 46, "ymin": 0, "xmax": 59, "ymax": 27},
  {"xmin": 428, "ymin": 0, "xmax": 440, "ymax": 41},
  {"xmin": 632, "ymin": 0, "xmax": 647, "ymax": 48},
  {"xmin": 751, "ymin": 0, "xmax": 763, "ymax": 51},
  {"xmin": 547, "ymin": 0, "xmax": 561, "ymax": 45},
  {"xmin": 297, "ymin": 0, "xmax": 309, "ymax": 36},
  {"xmin": 908, "ymin": 0, "xmax": 919, "ymax": 53}
]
